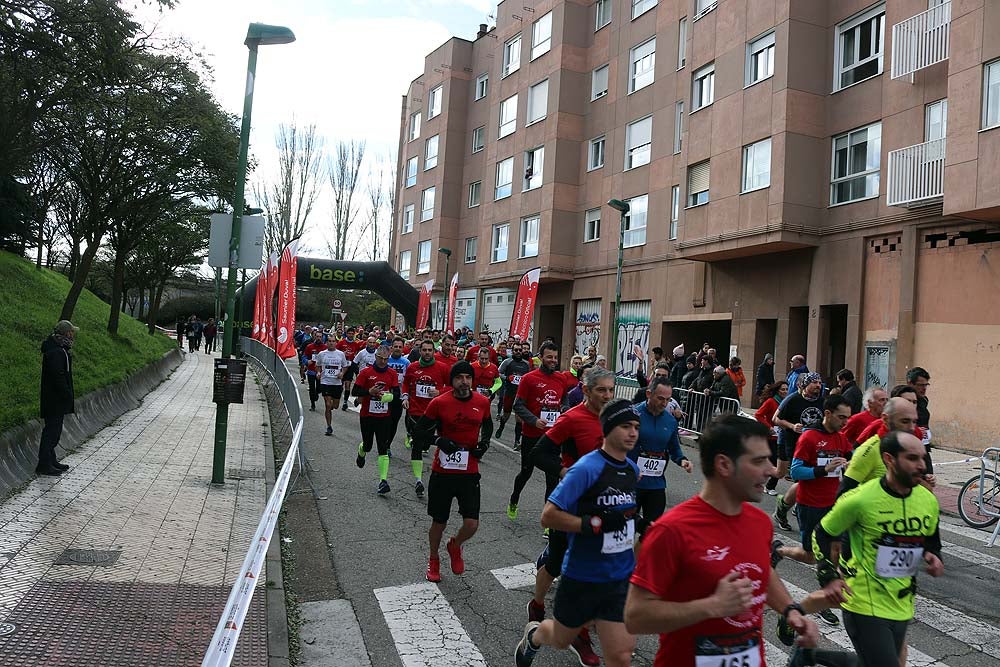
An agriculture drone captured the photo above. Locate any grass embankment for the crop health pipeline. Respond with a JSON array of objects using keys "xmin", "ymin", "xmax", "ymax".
[{"xmin": 0, "ymin": 251, "xmax": 175, "ymax": 433}]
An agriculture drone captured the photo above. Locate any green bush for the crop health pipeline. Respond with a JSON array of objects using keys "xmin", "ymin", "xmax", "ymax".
[{"xmin": 156, "ymin": 294, "xmax": 217, "ymax": 326}]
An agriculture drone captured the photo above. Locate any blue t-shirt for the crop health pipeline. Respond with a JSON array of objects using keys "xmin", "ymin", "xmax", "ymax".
[
  {"xmin": 547, "ymin": 449, "xmax": 640, "ymax": 583},
  {"xmin": 386, "ymin": 354, "xmax": 410, "ymax": 394},
  {"xmin": 627, "ymin": 401, "xmax": 685, "ymax": 490}
]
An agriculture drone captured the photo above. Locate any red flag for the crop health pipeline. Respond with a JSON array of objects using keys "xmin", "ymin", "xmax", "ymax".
[
  {"xmin": 275, "ymin": 241, "xmax": 299, "ymax": 359},
  {"xmin": 416, "ymin": 279, "xmax": 434, "ymax": 329},
  {"xmin": 445, "ymin": 273, "xmax": 459, "ymax": 335},
  {"xmin": 263, "ymin": 251, "xmax": 279, "ymax": 348},
  {"xmin": 510, "ymin": 267, "xmax": 540, "ymax": 342},
  {"xmin": 252, "ymin": 257, "xmax": 265, "ymax": 341}
]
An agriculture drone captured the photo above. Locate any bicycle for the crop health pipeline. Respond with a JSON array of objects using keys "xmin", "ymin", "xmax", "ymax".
[{"xmin": 957, "ymin": 447, "xmax": 1000, "ymax": 529}]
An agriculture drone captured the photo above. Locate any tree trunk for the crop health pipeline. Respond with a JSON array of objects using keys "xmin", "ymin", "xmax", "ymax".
[
  {"xmin": 107, "ymin": 251, "xmax": 127, "ymax": 334},
  {"xmin": 60, "ymin": 241, "xmax": 101, "ymax": 321},
  {"xmin": 35, "ymin": 224, "xmax": 43, "ymax": 269},
  {"xmin": 147, "ymin": 282, "xmax": 164, "ymax": 335}
]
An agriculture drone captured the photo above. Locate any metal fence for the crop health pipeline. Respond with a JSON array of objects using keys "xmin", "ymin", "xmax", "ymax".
[{"xmin": 619, "ymin": 381, "xmax": 743, "ymax": 436}]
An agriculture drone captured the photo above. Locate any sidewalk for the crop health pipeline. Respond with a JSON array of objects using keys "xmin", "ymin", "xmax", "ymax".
[
  {"xmin": 928, "ymin": 446, "xmax": 987, "ymax": 517},
  {"xmin": 0, "ymin": 352, "xmax": 270, "ymax": 666}
]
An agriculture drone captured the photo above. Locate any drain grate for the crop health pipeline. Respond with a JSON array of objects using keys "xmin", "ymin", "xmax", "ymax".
[
  {"xmin": 227, "ymin": 467, "xmax": 265, "ymax": 480},
  {"xmin": 53, "ymin": 549, "xmax": 121, "ymax": 567}
]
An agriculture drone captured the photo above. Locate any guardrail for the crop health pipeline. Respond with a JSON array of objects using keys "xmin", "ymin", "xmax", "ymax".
[
  {"xmin": 891, "ymin": 1, "xmax": 951, "ymax": 80},
  {"xmin": 672, "ymin": 387, "xmax": 742, "ymax": 435},
  {"xmin": 886, "ymin": 137, "xmax": 945, "ymax": 207},
  {"xmin": 201, "ymin": 338, "xmax": 304, "ymax": 667}
]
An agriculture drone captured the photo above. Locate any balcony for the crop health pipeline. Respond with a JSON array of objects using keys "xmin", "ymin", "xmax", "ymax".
[
  {"xmin": 886, "ymin": 138, "xmax": 945, "ymax": 207},
  {"xmin": 891, "ymin": 1, "xmax": 951, "ymax": 80}
]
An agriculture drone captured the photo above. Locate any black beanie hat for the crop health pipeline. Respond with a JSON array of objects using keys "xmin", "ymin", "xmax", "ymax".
[
  {"xmin": 601, "ymin": 399, "xmax": 640, "ymax": 436},
  {"xmin": 450, "ymin": 360, "xmax": 475, "ymax": 382}
]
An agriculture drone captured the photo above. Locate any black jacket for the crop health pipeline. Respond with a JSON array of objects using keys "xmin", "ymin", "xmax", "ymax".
[
  {"xmin": 840, "ymin": 381, "xmax": 863, "ymax": 415},
  {"xmin": 755, "ymin": 360, "xmax": 775, "ymax": 396},
  {"xmin": 40, "ymin": 336, "xmax": 74, "ymax": 417},
  {"xmin": 708, "ymin": 374, "xmax": 739, "ymax": 400}
]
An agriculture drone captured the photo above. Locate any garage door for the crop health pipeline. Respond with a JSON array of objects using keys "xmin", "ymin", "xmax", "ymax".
[{"xmin": 481, "ymin": 288, "xmax": 518, "ymax": 344}]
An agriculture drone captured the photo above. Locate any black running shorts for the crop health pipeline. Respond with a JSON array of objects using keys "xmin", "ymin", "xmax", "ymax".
[
  {"xmin": 427, "ymin": 471, "xmax": 481, "ymax": 524},
  {"xmin": 319, "ymin": 384, "xmax": 343, "ymax": 399},
  {"xmin": 553, "ymin": 575, "xmax": 629, "ymax": 627}
]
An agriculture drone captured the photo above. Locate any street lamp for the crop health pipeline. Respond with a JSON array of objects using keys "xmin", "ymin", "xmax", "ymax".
[
  {"xmin": 607, "ymin": 199, "xmax": 629, "ymax": 381},
  {"xmin": 438, "ymin": 247, "xmax": 452, "ymax": 330},
  {"xmin": 213, "ymin": 22, "xmax": 295, "ymax": 485}
]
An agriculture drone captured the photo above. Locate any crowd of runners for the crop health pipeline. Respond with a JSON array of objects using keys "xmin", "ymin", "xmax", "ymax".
[{"xmin": 292, "ymin": 322, "xmax": 944, "ymax": 667}]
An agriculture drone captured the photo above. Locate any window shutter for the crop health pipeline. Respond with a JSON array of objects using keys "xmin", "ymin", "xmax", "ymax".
[{"xmin": 688, "ymin": 161, "xmax": 710, "ymax": 193}]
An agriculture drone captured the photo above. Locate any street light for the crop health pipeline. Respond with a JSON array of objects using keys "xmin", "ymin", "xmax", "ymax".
[
  {"xmin": 438, "ymin": 247, "xmax": 452, "ymax": 330},
  {"xmin": 607, "ymin": 199, "xmax": 630, "ymax": 382},
  {"xmin": 213, "ymin": 22, "xmax": 295, "ymax": 486}
]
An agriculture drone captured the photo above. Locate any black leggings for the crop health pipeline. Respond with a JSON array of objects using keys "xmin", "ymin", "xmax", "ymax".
[
  {"xmin": 387, "ymin": 396, "xmax": 404, "ymax": 444},
  {"xmin": 510, "ymin": 437, "xmax": 558, "ymax": 505},
  {"xmin": 307, "ymin": 374, "xmax": 319, "ymax": 406},
  {"xmin": 360, "ymin": 416, "xmax": 393, "ymax": 456},
  {"xmin": 636, "ymin": 488, "xmax": 667, "ymax": 532},
  {"xmin": 843, "ymin": 610, "xmax": 908, "ymax": 667},
  {"xmin": 407, "ymin": 415, "xmax": 426, "ymax": 462}
]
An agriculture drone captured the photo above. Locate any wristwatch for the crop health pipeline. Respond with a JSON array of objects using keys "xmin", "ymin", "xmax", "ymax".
[{"xmin": 782, "ymin": 603, "xmax": 805, "ymax": 620}]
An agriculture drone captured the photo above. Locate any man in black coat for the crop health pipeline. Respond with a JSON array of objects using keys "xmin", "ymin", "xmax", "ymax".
[
  {"xmin": 836, "ymin": 368, "xmax": 863, "ymax": 415},
  {"xmin": 38, "ymin": 320, "xmax": 77, "ymax": 476}
]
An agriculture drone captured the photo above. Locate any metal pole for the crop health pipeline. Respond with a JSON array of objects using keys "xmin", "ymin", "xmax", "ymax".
[
  {"xmin": 610, "ymin": 209, "xmax": 626, "ymax": 380},
  {"xmin": 444, "ymin": 254, "xmax": 450, "ymax": 331},
  {"xmin": 213, "ymin": 43, "xmax": 258, "ymax": 485}
]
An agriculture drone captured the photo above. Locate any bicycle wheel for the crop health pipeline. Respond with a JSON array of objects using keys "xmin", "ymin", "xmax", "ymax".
[{"xmin": 958, "ymin": 473, "xmax": 1000, "ymax": 529}]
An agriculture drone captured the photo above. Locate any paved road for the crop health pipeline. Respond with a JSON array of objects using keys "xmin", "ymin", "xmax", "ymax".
[{"xmin": 288, "ymin": 371, "xmax": 1000, "ymax": 667}]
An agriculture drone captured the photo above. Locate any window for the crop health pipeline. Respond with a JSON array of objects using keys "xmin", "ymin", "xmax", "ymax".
[
  {"xmin": 984, "ymin": 60, "xmax": 1000, "ymax": 130},
  {"xmin": 428, "ymin": 85, "xmax": 443, "ymax": 119},
  {"xmin": 623, "ymin": 194, "xmax": 647, "ymax": 247},
  {"xmin": 677, "ymin": 17, "xmax": 687, "ymax": 69},
  {"xmin": 402, "ymin": 204, "xmax": 414, "ymax": 234},
  {"xmin": 520, "ymin": 215, "xmax": 540, "ymax": 257},
  {"xmin": 692, "ymin": 63, "xmax": 715, "ymax": 110},
  {"xmin": 926, "ymin": 99, "xmax": 947, "ymax": 141},
  {"xmin": 499, "ymin": 94, "xmax": 518, "ymax": 138},
  {"xmin": 527, "ymin": 80, "xmax": 548, "ymax": 124},
  {"xmin": 523, "ymin": 146, "xmax": 544, "ymax": 190},
  {"xmin": 673, "ymin": 101, "xmax": 684, "ymax": 154},
  {"xmin": 742, "ymin": 138, "xmax": 771, "ymax": 192},
  {"xmin": 531, "ymin": 12, "xmax": 552, "ymax": 60},
  {"xmin": 492, "ymin": 223, "xmax": 509, "ymax": 262},
  {"xmin": 503, "ymin": 34, "xmax": 521, "ymax": 77},
  {"xmin": 584, "ymin": 208, "xmax": 600, "ymax": 242},
  {"xmin": 421, "ymin": 186, "xmax": 435, "ymax": 221},
  {"xmin": 495, "ymin": 157, "xmax": 513, "ymax": 199},
  {"xmin": 835, "ymin": 4, "xmax": 885, "ymax": 91},
  {"xmin": 588, "ymin": 135, "xmax": 606, "ymax": 170},
  {"xmin": 687, "ymin": 160, "xmax": 710, "ymax": 206},
  {"xmin": 469, "ymin": 180, "xmax": 481, "ymax": 208},
  {"xmin": 405, "ymin": 156, "xmax": 418, "ymax": 187},
  {"xmin": 592, "ymin": 64, "xmax": 609, "ymax": 100},
  {"xmin": 398, "ymin": 250, "xmax": 411, "ymax": 279},
  {"xmin": 831, "ymin": 122, "xmax": 881, "ymax": 205},
  {"xmin": 695, "ymin": 0, "xmax": 717, "ymax": 19},
  {"xmin": 424, "ymin": 135, "xmax": 439, "ymax": 170},
  {"xmin": 472, "ymin": 126, "xmax": 485, "ymax": 153},
  {"xmin": 596, "ymin": 0, "xmax": 612, "ymax": 30},
  {"xmin": 409, "ymin": 112, "xmax": 421, "ymax": 141},
  {"xmin": 669, "ymin": 185, "xmax": 679, "ymax": 239},
  {"xmin": 625, "ymin": 116, "xmax": 652, "ymax": 170},
  {"xmin": 465, "ymin": 237, "xmax": 478, "ymax": 263},
  {"xmin": 630, "ymin": 38, "xmax": 656, "ymax": 93},
  {"xmin": 475, "ymin": 73, "xmax": 489, "ymax": 100},
  {"xmin": 632, "ymin": 0, "xmax": 656, "ymax": 19},
  {"xmin": 417, "ymin": 241, "xmax": 431, "ymax": 274},
  {"xmin": 746, "ymin": 32, "xmax": 775, "ymax": 86}
]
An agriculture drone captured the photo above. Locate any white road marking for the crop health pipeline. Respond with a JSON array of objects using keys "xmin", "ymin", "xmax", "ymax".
[
  {"xmin": 915, "ymin": 595, "xmax": 1000, "ymax": 661},
  {"xmin": 374, "ymin": 582, "xmax": 488, "ymax": 667},
  {"xmin": 491, "ymin": 437, "xmax": 516, "ymax": 454},
  {"xmin": 939, "ymin": 519, "xmax": 998, "ymax": 543},
  {"xmin": 490, "ymin": 562, "xmax": 537, "ymax": 590}
]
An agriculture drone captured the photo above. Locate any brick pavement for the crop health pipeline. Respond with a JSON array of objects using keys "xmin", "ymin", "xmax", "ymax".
[{"xmin": 0, "ymin": 352, "xmax": 270, "ymax": 666}]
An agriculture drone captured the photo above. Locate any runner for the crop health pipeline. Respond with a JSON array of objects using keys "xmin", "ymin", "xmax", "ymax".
[
  {"xmin": 465, "ymin": 330, "xmax": 498, "ymax": 364},
  {"xmin": 353, "ymin": 335, "xmax": 380, "ymax": 370},
  {"xmin": 434, "ymin": 333, "xmax": 459, "ymax": 372},
  {"xmin": 336, "ymin": 327, "xmax": 366, "ymax": 411},
  {"xmin": 302, "ymin": 330, "xmax": 326, "ymax": 412},
  {"xmin": 351, "ymin": 345, "xmax": 400, "ymax": 495},
  {"xmin": 472, "ymin": 346, "xmax": 501, "ymax": 401},
  {"xmin": 772, "ymin": 372, "xmax": 825, "ymax": 531},
  {"xmin": 514, "ymin": 399, "xmax": 642, "ymax": 667},
  {"xmin": 313, "ymin": 338, "xmax": 347, "ymax": 436},
  {"xmin": 495, "ymin": 340, "xmax": 532, "ymax": 450},
  {"xmin": 624, "ymin": 414, "xmax": 820, "ymax": 667},
  {"xmin": 401, "ymin": 339, "xmax": 451, "ymax": 497},
  {"xmin": 412, "ymin": 361, "xmax": 492, "ymax": 582},
  {"xmin": 385, "ymin": 336, "xmax": 411, "ymax": 448}
]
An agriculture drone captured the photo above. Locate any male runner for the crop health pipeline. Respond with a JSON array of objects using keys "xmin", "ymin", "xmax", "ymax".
[
  {"xmin": 472, "ymin": 347, "xmax": 501, "ymax": 400},
  {"xmin": 313, "ymin": 338, "xmax": 347, "ymax": 436},
  {"xmin": 336, "ymin": 327, "xmax": 366, "ymax": 411},
  {"xmin": 772, "ymin": 371, "xmax": 825, "ymax": 531},
  {"xmin": 625, "ymin": 414, "xmax": 819, "ymax": 667},
  {"xmin": 514, "ymin": 399, "xmax": 642, "ymax": 667},
  {"xmin": 842, "ymin": 386, "xmax": 888, "ymax": 447},
  {"xmin": 413, "ymin": 361, "xmax": 492, "ymax": 582},
  {"xmin": 434, "ymin": 334, "xmax": 459, "ymax": 372},
  {"xmin": 385, "ymin": 336, "xmax": 411, "ymax": 447},
  {"xmin": 351, "ymin": 345, "xmax": 399, "ymax": 494},
  {"xmin": 353, "ymin": 335, "xmax": 380, "ymax": 370},
  {"xmin": 401, "ymin": 339, "xmax": 451, "ymax": 497},
  {"xmin": 495, "ymin": 341, "xmax": 532, "ymax": 449},
  {"xmin": 465, "ymin": 330, "xmax": 498, "ymax": 364},
  {"xmin": 302, "ymin": 330, "xmax": 326, "ymax": 411}
]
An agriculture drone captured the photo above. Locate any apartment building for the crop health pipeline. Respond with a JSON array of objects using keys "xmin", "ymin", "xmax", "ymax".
[{"xmin": 390, "ymin": 0, "xmax": 1000, "ymax": 451}]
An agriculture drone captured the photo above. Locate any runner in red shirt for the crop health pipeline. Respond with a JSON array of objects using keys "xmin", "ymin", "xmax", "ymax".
[
  {"xmin": 302, "ymin": 331, "xmax": 326, "ymax": 411},
  {"xmin": 336, "ymin": 327, "xmax": 366, "ymax": 412},
  {"xmin": 402, "ymin": 339, "xmax": 451, "ymax": 497},
  {"xmin": 842, "ymin": 386, "xmax": 887, "ymax": 446},
  {"xmin": 351, "ymin": 346, "xmax": 400, "ymax": 495},
  {"xmin": 472, "ymin": 347, "xmax": 501, "ymax": 400},
  {"xmin": 465, "ymin": 330, "xmax": 499, "ymax": 365},
  {"xmin": 413, "ymin": 361, "xmax": 493, "ymax": 583},
  {"xmin": 434, "ymin": 334, "xmax": 459, "ymax": 372},
  {"xmin": 625, "ymin": 414, "xmax": 819, "ymax": 667}
]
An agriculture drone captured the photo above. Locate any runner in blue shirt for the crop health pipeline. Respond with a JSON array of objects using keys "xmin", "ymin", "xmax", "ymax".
[{"xmin": 385, "ymin": 336, "xmax": 411, "ymax": 451}]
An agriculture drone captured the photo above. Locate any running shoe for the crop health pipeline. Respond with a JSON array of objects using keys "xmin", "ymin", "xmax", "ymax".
[
  {"xmin": 773, "ymin": 498, "xmax": 792, "ymax": 531},
  {"xmin": 569, "ymin": 627, "xmax": 600, "ymax": 667},
  {"xmin": 495, "ymin": 425, "xmax": 504, "ymax": 438},
  {"xmin": 514, "ymin": 621, "xmax": 541, "ymax": 667},
  {"xmin": 414, "ymin": 479, "xmax": 425, "ymax": 497},
  {"xmin": 775, "ymin": 615, "xmax": 795, "ymax": 647},
  {"xmin": 526, "ymin": 599, "xmax": 545, "ymax": 623},
  {"xmin": 542, "ymin": 527, "xmax": 550, "ymax": 540},
  {"xmin": 377, "ymin": 480, "xmax": 390, "ymax": 495},
  {"xmin": 426, "ymin": 557, "xmax": 441, "ymax": 582},
  {"xmin": 325, "ymin": 426, "xmax": 333, "ymax": 436},
  {"xmin": 387, "ymin": 448, "xmax": 392, "ymax": 459},
  {"xmin": 446, "ymin": 537, "xmax": 465, "ymax": 575},
  {"xmin": 341, "ymin": 402, "xmax": 348, "ymax": 411},
  {"xmin": 818, "ymin": 609, "xmax": 840, "ymax": 626},
  {"xmin": 513, "ymin": 441, "xmax": 521, "ymax": 452},
  {"xmin": 356, "ymin": 443, "xmax": 366, "ymax": 469},
  {"xmin": 764, "ymin": 488, "xmax": 778, "ymax": 496},
  {"xmin": 534, "ymin": 546, "xmax": 549, "ymax": 572},
  {"xmin": 506, "ymin": 502, "xmax": 518, "ymax": 521},
  {"xmin": 770, "ymin": 539, "xmax": 784, "ymax": 568}
]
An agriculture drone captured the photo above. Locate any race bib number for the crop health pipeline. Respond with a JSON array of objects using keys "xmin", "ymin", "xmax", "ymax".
[
  {"xmin": 875, "ymin": 536, "xmax": 924, "ymax": 578},
  {"xmin": 601, "ymin": 519, "xmax": 635, "ymax": 554},
  {"xmin": 816, "ymin": 456, "xmax": 843, "ymax": 478},
  {"xmin": 510, "ymin": 375, "xmax": 521, "ymax": 385},
  {"xmin": 397, "ymin": 372, "xmax": 405, "ymax": 385},
  {"xmin": 694, "ymin": 634, "xmax": 761, "ymax": 667},
  {"xmin": 415, "ymin": 383, "xmax": 434, "ymax": 399},
  {"xmin": 369, "ymin": 400, "xmax": 389, "ymax": 415},
  {"xmin": 540, "ymin": 410, "xmax": 559, "ymax": 426},
  {"xmin": 921, "ymin": 428, "xmax": 932, "ymax": 446},
  {"xmin": 477, "ymin": 387, "xmax": 491, "ymax": 396},
  {"xmin": 322, "ymin": 366, "xmax": 339, "ymax": 380},
  {"xmin": 438, "ymin": 449, "xmax": 470, "ymax": 471},
  {"xmin": 637, "ymin": 455, "xmax": 666, "ymax": 478}
]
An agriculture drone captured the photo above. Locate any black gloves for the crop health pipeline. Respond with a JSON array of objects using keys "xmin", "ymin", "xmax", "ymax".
[
  {"xmin": 580, "ymin": 510, "xmax": 629, "ymax": 535},
  {"xmin": 471, "ymin": 441, "xmax": 490, "ymax": 459},
  {"xmin": 434, "ymin": 437, "xmax": 460, "ymax": 454}
]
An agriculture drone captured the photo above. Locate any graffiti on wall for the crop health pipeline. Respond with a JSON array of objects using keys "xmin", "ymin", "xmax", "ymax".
[
  {"xmin": 574, "ymin": 299, "xmax": 602, "ymax": 356},
  {"xmin": 864, "ymin": 343, "xmax": 891, "ymax": 389},
  {"xmin": 615, "ymin": 301, "xmax": 651, "ymax": 381}
]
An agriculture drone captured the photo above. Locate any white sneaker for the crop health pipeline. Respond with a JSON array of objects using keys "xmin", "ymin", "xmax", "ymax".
[{"xmin": 765, "ymin": 488, "xmax": 778, "ymax": 496}]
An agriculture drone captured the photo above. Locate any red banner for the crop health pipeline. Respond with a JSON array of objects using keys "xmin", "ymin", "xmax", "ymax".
[
  {"xmin": 263, "ymin": 251, "xmax": 280, "ymax": 348},
  {"xmin": 274, "ymin": 241, "xmax": 299, "ymax": 359},
  {"xmin": 509, "ymin": 267, "xmax": 540, "ymax": 342},
  {"xmin": 416, "ymin": 278, "xmax": 434, "ymax": 329},
  {"xmin": 252, "ymin": 257, "xmax": 266, "ymax": 341},
  {"xmin": 445, "ymin": 273, "xmax": 459, "ymax": 335}
]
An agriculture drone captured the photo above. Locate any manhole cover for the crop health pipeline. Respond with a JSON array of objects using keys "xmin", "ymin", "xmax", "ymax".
[
  {"xmin": 227, "ymin": 467, "xmax": 265, "ymax": 480},
  {"xmin": 54, "ymin": 549, "xmax": 121, "ymax": 567},
  {"xmin": 0, "ymin": 622, "xmax": 14, "ymax": 637}
]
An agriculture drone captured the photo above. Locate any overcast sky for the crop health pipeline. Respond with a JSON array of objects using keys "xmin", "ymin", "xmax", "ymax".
[{"xmin": 134, "ymin": 0, "xmax": 495, "ymax": 263}]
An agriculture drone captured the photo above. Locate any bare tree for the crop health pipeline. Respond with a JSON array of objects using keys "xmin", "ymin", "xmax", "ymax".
[
  {"xmin": 327, "ymin": 139, "xmax": 365, "ymax": 260},
  {"xmin": 356, "ymin": 154, "xmax": 395, "ymax": 262},
  {"xmin": 254, "ymin": 121, "xmax": 323, "ymax": 257}
]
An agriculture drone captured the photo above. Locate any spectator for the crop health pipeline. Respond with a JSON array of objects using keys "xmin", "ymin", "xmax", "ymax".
[
  {"xmin": 203, "ymin": 318, "xmax": 218, "ymax": 354},
  {"xmin": 705, "ymin": 365, "xmax": 738, "ymax": 400},
  {"xmin": 726, "ymin": 356, "xmax": 747, "ymax": 398},
  {"xmin": 906, "ymin": 366, "xmax": 931, "ymax": 432},
  {"xmin": 836, "ymin": 369, "xmax": 862, "ymax": 414},
  {"xmin": 175, "ymin": 318, "xmax": 184, "ymax": 350},
  {"xmin": 681, "ymin": 356, "xmax": 699, "ymax": 390},
  {"xmin": 693, "ymin": 356, "xmax": 715, "ymax": 392},
  {"xmin": 786, "ymin": 354, "xmax": 809, "ymax": 391},
  {"xmin": 754, "ymin": 353, "xmax": 775, "ymax": 398},
  {"xmin": 38, "ymin": 320, "xmax": 78, "ymax": 476}
]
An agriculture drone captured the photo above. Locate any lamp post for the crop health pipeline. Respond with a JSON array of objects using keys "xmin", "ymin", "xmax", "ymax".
[
  {"xmin": 438, "ymin": 247, "xmax": 452, "ymax": 330},
  {"xmin": 606, "ymin": 199, "xmax": 630, "ymax": 382},
  {"xmin": 212, "ymin": 23, "xmax": 295, "ymax": 485}
]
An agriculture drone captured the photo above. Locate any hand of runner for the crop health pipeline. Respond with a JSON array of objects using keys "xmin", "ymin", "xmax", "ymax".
[
  {"xmin": 821, "ymin": 578, "xmax": 851, "ymax": 605},
  {"xmin": 679, "ymin": 459, "xmax": 693, "ymax": 473},
  {"xmin": 924, "ymin": 551, "xmax": 944, "ymax": 577},
  {"xmin": 535, "ymin": 418, "xmax": 548, "ymax": 430},
  {"xmin": 707, "ymin": 571, "xmax": 754, "ymax": 618},
  {"xmin": 824, "ymin": 457, "xmax": 848, "ymax": 473},
  {"xmin": 402, "ymin": 398, "xmax": 409, "ymax": 410},
  {"xmin": 921, "ymin": 473, "xmax": 937, "ymax": 490},
  {"xmin": 434, "ymin": 437, "xmax": 460, "ymax": 454},
  {"xmin": 793, "ymin": 423, "xmax": 803, "ymax": 434},
  {"xmin": 786, "ymin": 610, "xmax": 819, "ymax": 649}
]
